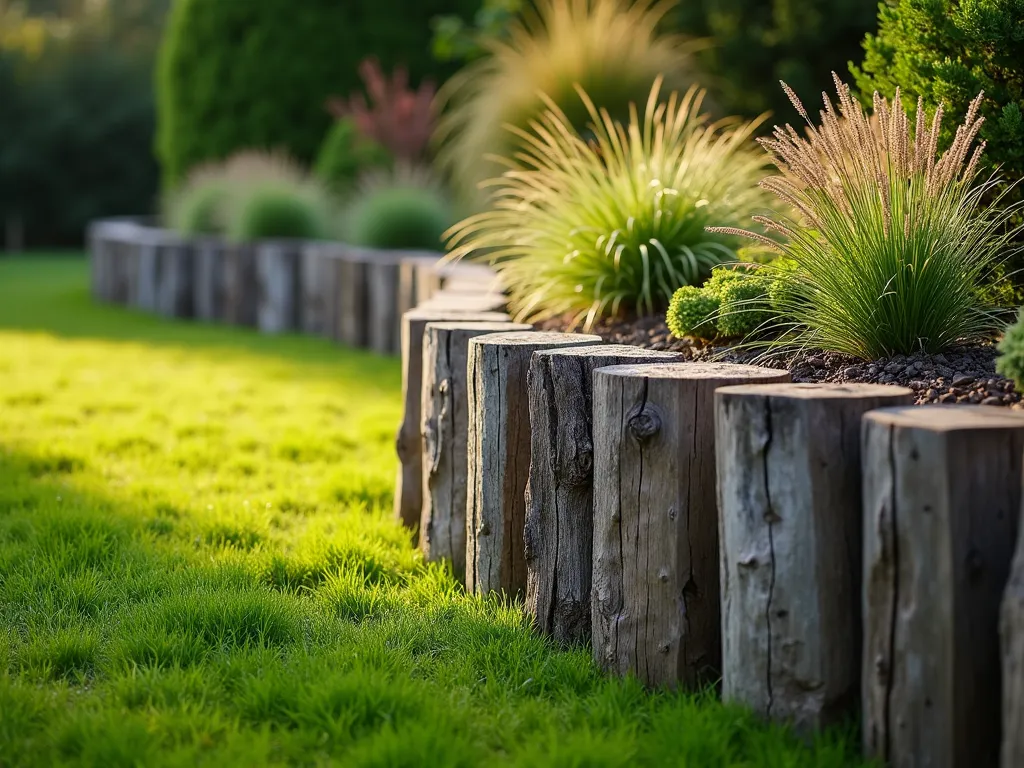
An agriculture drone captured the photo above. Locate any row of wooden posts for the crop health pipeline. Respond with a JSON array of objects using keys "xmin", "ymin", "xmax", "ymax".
[
  {"xmin": 395, "ymin": 309, "xmax": 1024, "ymax": 767},
  {"xmin": 88, "ymin": 219, "xmax": 1024, "ymax": 765},
  {"xmin": 87, "ymin": 218, "xmax": 504, "ymax": 350}
]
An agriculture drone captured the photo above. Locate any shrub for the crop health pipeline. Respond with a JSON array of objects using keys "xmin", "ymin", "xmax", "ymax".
[
  {"xmin": 221, "ymin": 154, "xmax": 336, "ymax": 242},
  {"xmin": 665, "ymin": 0, "xmax": 877, "ymax": 122},
  {"xmin": 165, "ymin": 181, "xmax": 226, "ymax": 236},
  {"xmin": 445, "ymin": 80, "xmax": 775, "ymax": 329},
  {"xmin": 166, "ymin": 152, "xmax": 336, "ymax": 241},
  {"xmin": 156, "ymin": 0, "xmax": 479, "ymax": 186},
  {"xmin": 326, "ymin": 58, "xmax": 436, "ymax": 164},
  {"xmin": 715, "ymin": 76, "xmax": 1024, "ymax": 359},
  {"xmin": 997, "ymin": 309, "xmax": 1024, "ymax": 389},
  {"xmin": 434, "ymin": 0, "xmax": 701, "ymax": 205},
  {"xmin": 666, "ymin": 286, "xmax": 719, "ymax": 340},
  {"xmin": 346, "ymin": 167, "xmax": 454, "ymax": 251},
  {"xmin": 851, "ymin": 0, "xmax": 1024, "ymax": 207},
  {"xmin": 313, "ymin": 119, "xmax": 392, "ymax": 195},
  {"xmin": 665, "ymin": 266, "xmax": 776, "ymax": 341},
  {"xmin": 0, "ymin": 29, "xmax": 158, "ymax": 247}
]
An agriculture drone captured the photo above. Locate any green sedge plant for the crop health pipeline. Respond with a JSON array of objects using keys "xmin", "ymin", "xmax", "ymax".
[
  {"xmin": 445, "ymin": 79, "xmax": 775, "ymax": 330},
  {"xmin": 434, "ymin": 0, "xmax": 702, "ymax": 205},
  {"xmin": 712, "ymin": 75, "xmax": 1024, "ymax": 359}
]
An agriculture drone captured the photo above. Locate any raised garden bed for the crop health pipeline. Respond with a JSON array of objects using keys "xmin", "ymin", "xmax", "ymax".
[{"xmin": 541, "ymin": 313, "xmax": 1022, "ymax": 407}]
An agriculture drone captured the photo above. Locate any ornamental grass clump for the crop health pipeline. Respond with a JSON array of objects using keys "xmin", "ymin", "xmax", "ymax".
[
  {"xmin": 220, "ymin": 152, "xmax": 337, "ymax": 242},
  {"xmin": 434, "ymin": 0, "xmax": 701, "ymax": 204},
  {"xmin": 714, "ymin": 74, "xmax": 1024, "ymax": 359},
  {"xmin": 445, "ymin": 80, "xmax": 774, "ymax": 330}
]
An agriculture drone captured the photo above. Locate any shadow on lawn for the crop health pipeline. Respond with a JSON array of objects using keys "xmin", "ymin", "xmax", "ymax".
[{"xmin": 0, "ymin": 255, "xmax": 400, "ymax": 388}]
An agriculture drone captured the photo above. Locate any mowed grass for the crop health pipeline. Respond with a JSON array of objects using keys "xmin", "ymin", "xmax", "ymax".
[{"xmin": 0, "ymin": 255, "xmax": 869, "ymax": 767}]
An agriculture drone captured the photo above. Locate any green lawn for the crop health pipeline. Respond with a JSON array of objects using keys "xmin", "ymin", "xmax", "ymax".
[{"xmin": 0, "ymin": 255, "xmax": 867, "ymax": 767}]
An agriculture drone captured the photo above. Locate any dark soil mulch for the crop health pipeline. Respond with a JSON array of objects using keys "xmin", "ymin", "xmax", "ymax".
[{"xmin": 538, "ymin": 314, "xmax": 1021, "ymax": 407}]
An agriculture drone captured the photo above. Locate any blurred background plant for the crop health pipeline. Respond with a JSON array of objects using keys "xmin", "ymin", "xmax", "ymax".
[
  {"xmin": 313, "ymin": 119, "xmax": 393, "ymax": 196},
  {"xmin": 433, "ymin": 0, "xmax": 877, "ymax": 124},
  {"xmin": 434, "ymin": 0, "xmax": 703, "ymax": 207},
  {"xmin": 325, "ymin": 59, "xmax": 437, "ymax": 166},
  {"xmin": 156, "ymin": 0, "xmax": 478, "ymax": 188},
  {"xmin": 345, "ymin": 166, "xmax": 455, "ymax": 251},
  {"xmin": 0, "ymin": 0, "xmax": 168, "ymax": 249},
  {"xmin": 713, "ymin": 77, "xmax": 1023, "ymax": 359},
  {"xmin": 446, "ymin": 79, "xmax": 776, "ymax": 329},
  {"xmin": 164, "ymin": 152, "xmax": 338, "ymax": 242}
]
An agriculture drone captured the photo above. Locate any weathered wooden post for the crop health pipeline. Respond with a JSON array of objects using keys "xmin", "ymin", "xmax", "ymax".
[
  {"xmin": 466, "ymin": 331, "xmax": 602, "ymax": 598},
  {"xmin": 135, "ymin": 238, "xmax": 159, "ymax": 312},
  {"xmin": 394, "ymin": 307, "xmax": 511, "ymax": 533},
  {"xmin": 715, "ymin": 383, "xmax": 913, "ymax": 732},
  {"xmin": 194, "ymin": 238, "xmax": 226, "ymax": 322},
  {"xmin": 300, "ymin": 242, "xmax": 333, "ymax": 336},
  {"xmin": 366, "ymin": 253, "xmax": 402, "ymax": 355},
  {"xmin": 336, "ymin": 250, "xmax": 368, "ymax": 348},
  {"xmin": 224, "ymin": 244, "xmax": 258, "ymax": 327},
  {"xmin": 155, "ymin": 238, "xmax": 194, "ymax": 318},
  {"xmin": 420, "ymin": 320, "xmax": 533, "ymax": 579},
  {"xmin": 255, "ymin": 241, "xmax": 300, "ymax": 333},
  {"xmin": 525, "ymin": 345, "xmax": 684, "ymax": 647},
  {"xmin": 862, "ymin": 406, "xmax": 1024, "ymax": 768},
  {"xmin": 591, "ymin": 362, "xmax": 790, "ymax": 689},
  {"xmin": 1003, "ymin": 471, "xmax": 1024, "ymax": 768},
  {"xmin": 399, "ymin": 253, "xmax": 441, "ymax": 315}
]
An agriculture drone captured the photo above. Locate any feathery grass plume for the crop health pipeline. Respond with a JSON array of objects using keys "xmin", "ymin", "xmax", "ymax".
[
  {"xmin": 434, "ymin": 0, "xmax": 702, "ymax": 206},
  {"xmin": 445, "ymin": 79, "xmax": 775, "ymax": 330},
  {"xmin": 712, "ymin": 73, "xmax": 1024, "ymax": 359},
  {"xmin": 345, "ymin": 164, "xmax": 455, "ymax": 251}
]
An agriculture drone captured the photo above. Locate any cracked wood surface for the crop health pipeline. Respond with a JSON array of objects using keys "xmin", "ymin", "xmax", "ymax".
[
  {"xmin": 862, "ymin": 406, "xmax": 1024, "ymax": 768},
  {"xmin": 592, "ymin": 362, "xmax": 790, "ymax": 689},
  {"xmin": 466, "ymin": 331, "xmax": 601, "ymax": 597},
  {"xmin": 715, "ymin": 383, "xmax": 912, "ymax": 732},
  {"xmin": 524, "ymin": 345, "xmax": 684, "ymax": 646},
  {"xmin": 420, "ymin": 321, "xmax": 531, "ymax": 579},
  {"xmin": 393, "ymin": 310, "xmax": 511, "ymax": 533}
]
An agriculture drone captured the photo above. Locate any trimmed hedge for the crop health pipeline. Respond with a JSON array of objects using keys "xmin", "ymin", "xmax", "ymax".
[{"xmin": 156, "ymin": 0, "xmax": 479, "ymax": 186}]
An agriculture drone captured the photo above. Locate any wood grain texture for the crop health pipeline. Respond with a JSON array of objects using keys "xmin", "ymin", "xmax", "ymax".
[
  {"xmin": 255, "ymin": 242, "xmax": 301, "ymax": 334},
  {"xmin": 1002, "ymin": 470, "xmax": 1024, "ymax": 768},
  {"xmin": 394, "ymin": 309, "xmax": 510, "ymax": 532},
  {"xmin": 591, "ymin": 362, "xmax": 790, "ymax": 689},
  {"xmin": 714, "ymin": 383, "xmax": 914, "ymax": 732},
  {"xmin": 862, "ymin": 405, "xmax": 1024, "ymax": 768},
  {"xmin": 466, "ymin": 331, "xmax": 602, "ymax": 597},
  {"xmin": 420, "ymin": 320, "xmax": 532, "ymax": 579},
  {"xmin": 525, "ymin": 345, "xmax": 684, "ymax": 646}
]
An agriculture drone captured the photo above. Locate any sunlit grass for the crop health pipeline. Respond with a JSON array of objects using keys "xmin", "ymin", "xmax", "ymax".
[{"xmin": 0, "ymin": 255, "xmax": 869, "ymax": 766}]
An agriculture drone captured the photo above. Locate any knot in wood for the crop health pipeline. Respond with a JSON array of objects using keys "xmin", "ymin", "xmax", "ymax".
[
  {"xmin": 558, "ymin": 439, "xmax": 594, "ymax": 487},
  {"xmin": 627, "ymin": 405, "xmax": 661, "ymax": 442}
]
